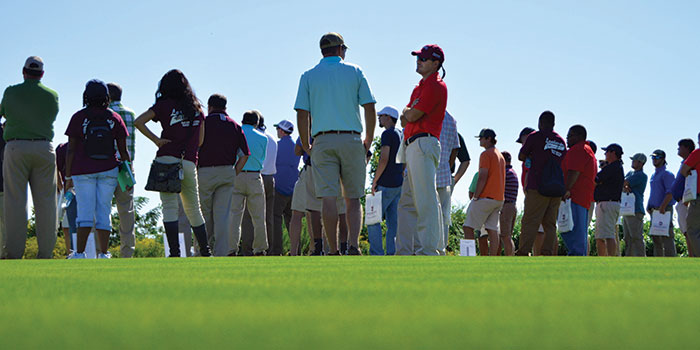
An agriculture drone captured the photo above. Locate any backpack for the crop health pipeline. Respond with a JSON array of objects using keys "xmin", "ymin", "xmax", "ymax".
[
  {"xmin": 84, "ymin": 110, "xmax": 115, "ymax": 160},
  {"xmin": 538, "ymin": 156, "xmax": 566, "ymax": 197}
]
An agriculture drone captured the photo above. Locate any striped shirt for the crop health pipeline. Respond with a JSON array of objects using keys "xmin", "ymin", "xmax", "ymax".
[
  {"xmin": 504, "ymin": 165, "xmax": 519, "ymax": 202},
  {"xmin": 436, "ymin": 111, "xmax": 459, "ymax": 188},
  {"xmin": 109, "ymin": 101, "xmax": 135, "ymax": 160}
]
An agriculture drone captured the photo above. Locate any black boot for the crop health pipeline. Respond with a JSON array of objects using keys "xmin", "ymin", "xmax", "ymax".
[
  {"xmin": 192, "ymin": 224, "xmax": 212, "ymax": 257},
  {"xmin": 163, "ymin": 221, "xmax": 180, "ymax": 257}
]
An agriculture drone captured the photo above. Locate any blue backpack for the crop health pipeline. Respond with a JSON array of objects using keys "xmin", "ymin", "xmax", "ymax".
[{"xmin": 538, "ymin": 156, "xmax": 566, "ymax": 197}]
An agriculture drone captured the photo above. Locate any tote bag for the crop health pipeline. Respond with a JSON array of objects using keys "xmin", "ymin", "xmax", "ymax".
[
  {"xmin": 557, "ymin": 199, "xmax": 574, "ymax": 233},
  {"xmin": 683, "ymin": 170, "xmax": 697, "ymax": 203},
  {"xmin": 649, "ymin": 210, "xmax": 671, "ymax": 236},
  {"xmin": 620, "ymin": 193, "xmax": 636, "ymax": 217},
  {"xmin": 365, "ymin": 191, "xmax": 383, "ymax": 226}
]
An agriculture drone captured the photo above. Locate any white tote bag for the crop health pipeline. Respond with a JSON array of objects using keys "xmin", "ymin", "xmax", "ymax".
[
  {"xmin": 365, "ymin": 191, "xmax": 383, "ymax": 226},
  {"xmin": 648, "ymin": 210, "xmax": 671, "ymax": 236},
  {"xmin": 620, "ymin": 193, "xmax": 636, "ymax": 217},
  {"xmin": 557, "ymin": 199, "xmax": 575, "ymax": 233},
  {"xmin": 683, "ymin": 170, "xmax": 697, "ymax": 203}
]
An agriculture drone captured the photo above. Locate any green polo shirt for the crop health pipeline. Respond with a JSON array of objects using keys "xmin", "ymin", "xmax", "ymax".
[{"xmin": 0, "ymin": 79, "xmax": 59, "ymax": 141}]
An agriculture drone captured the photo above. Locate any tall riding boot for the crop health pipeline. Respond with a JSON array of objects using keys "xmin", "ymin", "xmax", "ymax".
[
  {"xmin": 192, "ymin": 224, "xmax": 212, "ymax": 257},
  {"xmin": 164, "ymin": 221, "xmax": 181, "ymax": 257}
]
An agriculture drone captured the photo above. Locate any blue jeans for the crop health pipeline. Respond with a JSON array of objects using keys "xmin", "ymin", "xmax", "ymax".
[
  {"xmin": 73, "ymin": 167, "xmax": 119, "ymax": 231},
  {"xmin": 560, "ymin": 202, "xmax": 589, "ymax": 256},
  {"xmin": 65, "ymin": 192, "xmax": 78, "ymax": 234},
  {"xmin": 367, "ymin": 185, "xmax": 402, "ymax": 255}
]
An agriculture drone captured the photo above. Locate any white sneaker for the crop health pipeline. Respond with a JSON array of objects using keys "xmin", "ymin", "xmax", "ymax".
[
  {"xmin": 68, "ymin": 252, "xmax": 87, "ymax": 259},
  {"xmin": 97, "ymin": 252, "xmax": 112, "ymax": 259}
]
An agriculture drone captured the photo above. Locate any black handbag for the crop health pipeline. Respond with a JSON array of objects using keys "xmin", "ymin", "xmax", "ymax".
[{"xmin": 145, "ymin": 160, "xmax": 182, "ymax": 193}]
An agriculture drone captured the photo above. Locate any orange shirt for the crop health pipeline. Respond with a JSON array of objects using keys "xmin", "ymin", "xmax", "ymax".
[{"xmin": 478, "ymin": 147, "xmax": 506, "ymax": 201}]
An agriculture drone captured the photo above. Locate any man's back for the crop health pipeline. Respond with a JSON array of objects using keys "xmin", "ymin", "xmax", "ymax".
[
  {"xmin": 520, "ymin": 130, "xmax": 566, "ymax": 191},
  {"xmin": 199, "ymin": 113, "xmax": 248, "ymax": 168},
  {"xmin": 241, "ymin": 124, "xmax": 268, "ymax": 171},
  {"xmin": 479, "ymin": 147, "xmax": 506, "ymax": 201},
  {"xmin": 1, "ymin": 80, "xmax": 58, "ymax": 141},
  {"xmin": 109, "ymin": 101, "xmax": 135, "ymax": 160}
]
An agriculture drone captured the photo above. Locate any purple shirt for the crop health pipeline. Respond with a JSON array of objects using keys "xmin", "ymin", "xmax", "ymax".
[
  {"xmin": 150, "ymin": 99, "xmax": 204, "ymax": 163},
  {"xmin": 274, "ymin": 135, "xmax": 300, "ymax": 196},
  {"xmin": 198, "ymin": 112, "xmax": 249, "ymax": 168},
  {"xmin": 519, "ymin": 130, "xmax": 567, "ymax": 191},
  {"xmin": 504, "ymin": 165, "xmax": 519, "ymax": 202},
  {"xmin": 64, "ymin": 107, "xmax": 128, "ymax": 176},
  {"xmin": 648, "ymin": 165, "xmax": 676, "ymax": 209}
]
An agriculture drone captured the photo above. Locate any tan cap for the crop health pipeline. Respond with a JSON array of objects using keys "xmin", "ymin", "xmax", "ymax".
[
  {"xmin": 24, "ymin": 56, "xmax": 44, "ymax": 71},
  {"xmin": 320, "ymin": 32, "xmax": 345, "ymax": 49}
]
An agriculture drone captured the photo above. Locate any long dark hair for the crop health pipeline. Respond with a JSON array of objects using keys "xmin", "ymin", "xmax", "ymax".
[{"xmin": 155, "ymin": 69, "xmax": 202, "ymax": 121}]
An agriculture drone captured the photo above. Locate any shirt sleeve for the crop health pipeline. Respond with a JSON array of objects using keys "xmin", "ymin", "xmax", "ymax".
[
  {"xmin": 149, "ymin": 101, "xmax": 164, "ymax": 124},
  {"xmin": 662, "ymin": 172, "xmax": 675, "ymax": 194},
  {"xmin": 626, "ymin": 172, "xmax": 645, "ymax": 187},
  {"xmin": 567, "ymin": 148, "xmax": 587, "ymax": 173},
  {"xmin": 357, "ymin": 68, "xmax": 376, "ymax": 105},
  {"xmin": 520, "ymin": 134, "xmax": 534, "ymax": 160},
  {"xmin": 412, "ymin": 84, "xmax": 439, "ymax": 115},
  {"xmin": 685, "ymin": 150, "xmax": 700, "ymax": 169},
  {"xmin": 238, "ymin": 128, "xmax": 250, "ymax": 156},
  {"xmin": 64, "ymin": 113, "xmax": 83, "ymax": 139},
  {"xmin": 457, "ymin": 135, "xmax": 470, "ymax": 162},
  {"xmin": 293, "ymin": 73, "xmax": 310, "ymax": 111}
]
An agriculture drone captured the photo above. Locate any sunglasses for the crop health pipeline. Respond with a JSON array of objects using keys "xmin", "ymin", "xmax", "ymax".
[
  {"xmin": 651, "ymin": 155, "xmax": 663, "ymax": 160},
  {"xmin": 417, "ymin": 57, "xmax": 432, "ymax": 62}
]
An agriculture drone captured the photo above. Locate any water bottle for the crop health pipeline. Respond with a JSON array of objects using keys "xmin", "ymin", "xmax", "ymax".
[{"xmin": 62, "ymin": 190, "xmax": 75, "ymax": 209}]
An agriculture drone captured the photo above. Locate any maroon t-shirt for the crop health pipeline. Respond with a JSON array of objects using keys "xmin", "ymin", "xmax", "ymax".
[
  {"xmin": 198, "ymin": 112, "xmax": 250, "ymax": 167},
  {"xmin": 519, "ymin": 130, "xmax": 567, "ymax": 191},
  {"xmin": 56, "ymin": 142, "xmax": 67, "ymax": 182},
  {"xmin": 150, "ymin": 99, "xmax": 204, "ymax": 163},
  {"xmin": 64, "ymin": 107, "xmax": 128, "ymax": 176}
]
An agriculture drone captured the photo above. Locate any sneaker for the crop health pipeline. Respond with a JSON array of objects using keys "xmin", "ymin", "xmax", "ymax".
[
  {"xmin": 97, "ymin": 252, "xmax": 112, "ymax": 259},
  {"xmin": 346, "ymin": 246, "xmax": 362, "ymax": 255},
  {"xmin": 68, "ymin": 252, "xmax": 87, "ymax": 259}
]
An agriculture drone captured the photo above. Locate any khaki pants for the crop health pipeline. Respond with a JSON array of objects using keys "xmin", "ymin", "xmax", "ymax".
[
  {"xmin": 685, "ymin": 198, "xmax": 700, "ymax": 257},
  {"xmin": 3, "ymin": 141, "xmax": 57, "ymax": 259},
  {"xmin": 230, "ymin": 172, "xmax": 268, "ymax": 255},
  {"xmin": 272, "ymin": 190, "xmax": 292, "ymax": 255},
  {"xmin": 651, "ymin": 206, "xmax": 676, "ymax": 257},
  {"xmin": 676, "ymin": 202, "xmax": 688, "ymax": 234},
  {"xmin": 516, "ymin": 189, "xmax": 559, "ymax": 256},
  {"xmin": 198, "ymin": 165, "xmax": 237, "ymax": 257},
  {"xmin": 404, "ymin": 137, "xmax": 442, "ymax": 256},
  {"xmin": 241, "ymin": 174, "xmax": 274, "ymax": 255},
  {"xmin": 499, "ymin": 202, "xmax": 517, "ymax": 237},
  {"xmin": 114, "ymin": 184, "xmax": 135, "ymax": 258},
  {"xmin": 396, "ymin": 171, "xmax": 419, "ymax": 255},
  {"xmin": 158, "ymin": 157, "xmax": 205, "ymax": 227},
  {"xmin": 623, "ymin": 213, "xmax": 645, "ymax": 257},
  {"xmin": 437, "ymin": 186, "xmax": 451, "ymax": 255}
]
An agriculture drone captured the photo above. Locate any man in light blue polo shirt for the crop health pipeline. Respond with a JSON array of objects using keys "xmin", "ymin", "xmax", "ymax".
[
  {"xmin": 230, "ymin": 110, "xmax": 269, "ymax": 256},
  {"xmin": 294, "ymin": 32, "xmax": 377, "ymax": 255}
]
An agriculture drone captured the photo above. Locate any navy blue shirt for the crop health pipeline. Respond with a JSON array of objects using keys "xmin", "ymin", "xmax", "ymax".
[
  {"xmin": 377, "ymin": 127, "xmax": 403, "ymax": 188},
  {"xmin": 671, "ymin": 166, "xmax": 686, "ymax": 202},
  {"xmin": 274, "ymin": 135, "xmax": 300, "ymax": 196},
  {"xmin": 594, "ymin": 160, "xmax": 624, "ymax": 202}
]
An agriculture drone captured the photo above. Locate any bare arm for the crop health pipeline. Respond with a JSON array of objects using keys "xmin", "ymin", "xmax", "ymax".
[
  {"xmin": 235, "ymin": 155, "xmax": 249, "ymax": 175},
  {"xmin": 294, "ymin": 143, "xmax": 304, "ymax": 157},
  {"xmin": 453, "ymin": 161, "xmax": 470, "ymax": 185},
  {"xmin": 134, "ymin": 109, "xmax": 170, "ymax": 148},
  {"xmin": 116, "ymin": 138, "xmax": 131, "ymax": 163},
  {"xmin": 563, "ymin": 170, "xmax": 581, "ymax": 200},
  {"xmin": 449, "ymin": 148, "xmax": 458, "ymax": 171},
  {"xmin": 473, "ymin": 168, "xmax": 489, "ymax": 199},
  {"xmin": 296, "ymin": 109, "xmax": 311, "ymax": 153},
  {"xmin": 402, "ymin": 107, "xmax": 426, "ymax": 123},
  {"xmin": 362, "ymin": 103, "xmax": 376, "ymax": 152},
  {"xmin": 371, "ymin": 145, "xmax": 390, "ymax": 193},
  {"xmin": 680, "ymin": 163, "xmax": 692, "ymax": 177},
  {"xmin": 659, "ymin": 193, "xmax": 673, "ymax": 214}
]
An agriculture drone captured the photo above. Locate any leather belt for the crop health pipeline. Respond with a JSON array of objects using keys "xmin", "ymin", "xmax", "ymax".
[
  {"xmin": 314, "ymin": 130, "xmax": 360, "ymax": 136},
  {"xmin": 241, "ymin": 170, "xmax": 260, "ymax": 173},
  {"xmin": 7, "ymin": 138, "xmax": 49, "ymax": 142},
  {"xmin": 405, "ymin": 132, "xmax": 435, "ymax": 146}
]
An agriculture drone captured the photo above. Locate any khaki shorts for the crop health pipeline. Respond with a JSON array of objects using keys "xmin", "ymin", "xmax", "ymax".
[
  {"xmin": 464, "ymin": 198, "xmax": 504, "ymax": 232},
  {"xmin": 291, "ymin": 166, "xmax": 345, "ymax": 213},
  {"xmin": 595, "ymin": 201, "xmax": 620, "ymax": 239},
  {"xmin": 311, "ymin": 133, "xmax": 366, "ymax": 199}
]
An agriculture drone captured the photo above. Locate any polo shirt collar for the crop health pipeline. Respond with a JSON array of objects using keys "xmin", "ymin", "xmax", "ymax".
[
  {"xmin": 320, "ymin": 56, "xmax": 342, "ymax": 64},
  {"xmin": 655, "ymin": 165, "xmax": 667, "ymax": 173},
  {"xmin": 420, "ymin": 71, "xmax": 440, "ymax": 84}
]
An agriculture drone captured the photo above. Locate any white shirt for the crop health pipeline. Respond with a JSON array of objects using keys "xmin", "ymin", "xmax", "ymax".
[{"xmin": 261, "ymin": 132, "xmax": 277, "ymax": 175}]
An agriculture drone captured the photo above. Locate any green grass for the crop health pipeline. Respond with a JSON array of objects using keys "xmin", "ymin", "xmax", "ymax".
[{"xmin": 0, "ymin": 257, "xmax": 698, "ymax": 349}]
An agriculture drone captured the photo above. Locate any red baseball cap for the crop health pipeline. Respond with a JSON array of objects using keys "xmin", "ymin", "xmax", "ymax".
[{"xmin": 411, "ymin": 44, "xmax": 444, "ymax": 63}]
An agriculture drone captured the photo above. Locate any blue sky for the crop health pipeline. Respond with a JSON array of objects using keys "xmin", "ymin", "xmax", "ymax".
[{"xmin": 1, "ymin": 0, "xmax": 698, "ymax": 216}]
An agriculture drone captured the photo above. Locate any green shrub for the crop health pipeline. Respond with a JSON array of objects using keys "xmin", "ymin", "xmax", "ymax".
[{"xmin": 22, "ymin": 236, "xmax": 68, "ymax": 259}]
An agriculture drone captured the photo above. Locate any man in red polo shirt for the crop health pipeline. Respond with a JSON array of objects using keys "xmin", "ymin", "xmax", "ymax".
[
  {"xmin": 560, "ymin": 125, "xmax": 596, "ymax": 255},
  {"xmin": 680, "ymin": 132, "xmax": 700, "ymax": 257},
  {"xmin": 398, "ymin": 44, "xmax": 447, "ymax": 256}
]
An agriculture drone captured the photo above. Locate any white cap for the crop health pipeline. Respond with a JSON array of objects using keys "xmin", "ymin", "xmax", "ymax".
[{"xmin": 377, "ymin": 105, "xmax": 399, "ymax": 120}]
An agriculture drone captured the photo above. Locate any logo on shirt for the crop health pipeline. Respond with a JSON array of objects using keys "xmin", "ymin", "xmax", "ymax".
[
  {"xmin": 544, "ymin": 137, "xmax": 566, "ymax": 157},
  {"xmin": 169, "ymin": 109, "xmax": 185, "ymax": 126}
]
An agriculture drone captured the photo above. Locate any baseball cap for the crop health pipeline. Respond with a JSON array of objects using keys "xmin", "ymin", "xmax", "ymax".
[
  {"xmin": 377, "ymin": 106, "xmax": 399, "ymax": 120},
  {"xmin": 602, "ymin": 143, "xmax": 624, "ymax": 157},
  {"xmin": 24, "ymin": 56, "xmax": 44, "ymax": 72},
  {"xmin": 650, "ymin": 149, "xmax": 666, "ymax": 159},
  {"xmin": 630, "ymin": 153, "xmax": 647, "ymax": 164},
  {"xmin": 411, "ymin": 44, "xmax": 445, "ymax": 63},
  {"xmin": 274, "ymin": 120, "xmax": 294, "ymax": 133},
  {"xmin": 475, "ymin": 128, "xmax": 496, "ymax": 139},
  {"xmin": 516, "ymin": 127, "xmax": 535, "ymax": 143},
  {"xmin": 84, "ymin": 79, "xmax": 109, "ymax": 100},
  {"xmin": 320, "ymin": 32, "xmax": 345, "ymax": 49}
]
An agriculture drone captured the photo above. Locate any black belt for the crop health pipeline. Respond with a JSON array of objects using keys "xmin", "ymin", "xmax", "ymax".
[
  {"xmin": 241, "ymin": 170, "xmax": 260, "ymax": 173},
  {"xmin": 504, "ymin": 200, "xmax": 515, "ymax": 204},
  {"xmin": 314, "ymin": 130, "xmax": 360, "ymax": 136},
  {"xmin": 405, "ymin": 132, "xmax": 436, "ymax": 146},
  {"xmin": 7, "ymin": 138, "xmax": 49, "ymax": 142}
]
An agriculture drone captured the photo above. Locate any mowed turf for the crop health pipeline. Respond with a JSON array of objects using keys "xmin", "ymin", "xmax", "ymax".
[{"xmin": 0, "ymin": 257, "xmax": 698, "ymax": 349}]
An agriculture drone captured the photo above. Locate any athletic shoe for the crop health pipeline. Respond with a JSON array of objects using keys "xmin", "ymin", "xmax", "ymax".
[
  {"xmin": 346, "ymin": 246, "xmax": 362, "ymax": 255},
  {"xmin": 67, "ymin": 252, "xmax": 87, "ymax": 259},
  {"xmin": 97, "ymin": 252, "xmax": 111, "ymax": 259}
]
